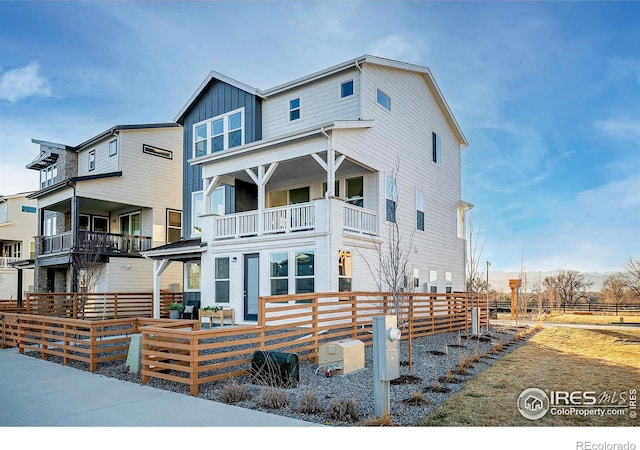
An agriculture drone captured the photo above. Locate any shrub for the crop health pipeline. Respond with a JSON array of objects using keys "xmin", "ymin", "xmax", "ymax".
[
  {"xmin": 326, "ymin": 398, "xmax": 359, "ymax": 423},
  {"xmin": 219, "ymin": 380, "xmax": 251, "ymax": 404},
  {"xmin": 258, "ymin": 387, "xmax": 289, "ymax": 409},
  {"xmin": 296, "ymin": 388, "xmax": 322, "ymax": 414}
]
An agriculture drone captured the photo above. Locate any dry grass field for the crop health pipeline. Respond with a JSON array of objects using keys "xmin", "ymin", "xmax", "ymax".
[{"xmin": 419, "ymin": 326, "xmax": 640, "ymax": 426}]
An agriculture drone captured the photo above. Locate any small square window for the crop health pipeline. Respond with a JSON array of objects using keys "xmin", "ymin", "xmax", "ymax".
[
  {"xmin": 289, "ymin": 98, "xmax": 301, "ymax": 121},
  {"xmin": 341, "ymin": 80, "xmax": 354, "ymax": 98},
  {"xmin": 109, "ymin": 139, "xmax": 117, "ymax": 157},
  {"xmin": 376, "ymin": 88, "xmax": 391, "ymax": 111}
]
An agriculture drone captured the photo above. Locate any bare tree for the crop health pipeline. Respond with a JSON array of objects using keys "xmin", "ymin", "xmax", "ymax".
[
  {"xmin": 543, "ymin": 270, "xmax": 593, "ymax": 310},
  {"xmin": 601, "ymin": 274, "xmax": 629, "ymax": 307},
  {"xmin": 619, "ymin": 257, "xmax": 640, "ymax": 302},
  {"xmin": 71, "ymin": 232, "xmax": 107, "ymax": 318},
  {"xmin": 465, "ymin": 211, "xmax": 487, "ymax": 296}
]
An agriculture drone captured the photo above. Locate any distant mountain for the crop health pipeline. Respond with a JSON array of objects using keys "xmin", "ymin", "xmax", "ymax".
[{"xmin": 488, "ymin": 270, "xmax": 615, "ymax": 293}]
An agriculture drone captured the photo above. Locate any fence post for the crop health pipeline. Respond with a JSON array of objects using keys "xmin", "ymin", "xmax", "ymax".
[
  {"xmin": 312, "ymin": 295, "xmax": 319, "ymax": 362},
  {"xmin": 25, "ymin": 292, "xmax": 31, "ymax": 315},
  {"xmin": 114, "ymin": 293, "xmax": 118, "ymax": 319},
  {"xmin": 72, "ymin": 293, "xmax": 78, "ymax": 319}
]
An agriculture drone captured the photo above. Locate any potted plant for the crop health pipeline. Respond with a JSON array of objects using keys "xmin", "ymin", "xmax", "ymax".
[{"xmin": 169, "ymin": 302, "xmax": 182, "ymax": 319}]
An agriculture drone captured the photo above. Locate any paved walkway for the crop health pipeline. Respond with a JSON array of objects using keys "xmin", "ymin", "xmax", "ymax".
[{"xmin": 0, "ymin": 347, "xmax": 320, "ymax": 427}]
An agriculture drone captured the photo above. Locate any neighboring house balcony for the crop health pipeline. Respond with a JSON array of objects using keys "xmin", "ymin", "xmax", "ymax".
[
  {"xmin": 39, "ymin": 230, "xmax": 152, "ymax": 257},
  {"xmin": 1, "ymin": 256, "xmax": 22, "ymax": 268},
  {"xmin": 209, "ymin": 200, "xmax": 378, "ymax": 240}
]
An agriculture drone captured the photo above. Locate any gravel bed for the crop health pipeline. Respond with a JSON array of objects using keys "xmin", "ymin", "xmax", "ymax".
[{"xmin": 25, "ymin": 324, "xmax": 537, "ymax": 426}]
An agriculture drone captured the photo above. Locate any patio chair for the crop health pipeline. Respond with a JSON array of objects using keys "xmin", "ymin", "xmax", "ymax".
[{"xmin": 180, "ymin": 300, "xmax": 201, "ymax": 320}]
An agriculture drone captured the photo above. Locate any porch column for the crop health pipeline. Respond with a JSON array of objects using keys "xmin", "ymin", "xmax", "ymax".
[
  {"xmin": 153, "ymin": 258, "xmax": 171, "ymax": 318},
  {"xmin": 204, "ymin": 176, "xmax": 221, "ymax": 215},
  {"xmin": 245, "ymin": 163, "xmax": 278, "ymax": 235}
]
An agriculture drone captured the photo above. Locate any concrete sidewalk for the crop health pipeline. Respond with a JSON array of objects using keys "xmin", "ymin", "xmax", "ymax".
[{"xmin": 0, "ymin": 347, "xmax": 320, "ymax": 427}]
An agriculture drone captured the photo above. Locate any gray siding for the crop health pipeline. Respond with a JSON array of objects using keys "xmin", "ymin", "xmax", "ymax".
[{"xmin": 179, "ymin": 80, "xmax": 262, "ymax": 239}]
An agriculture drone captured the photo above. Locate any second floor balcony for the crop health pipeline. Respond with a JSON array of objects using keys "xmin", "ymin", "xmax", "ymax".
[
  {"xmin": 39, "ymin": 230, "xmax": 152, "ymax": 257},
  {"xmin": 207, "ymin": 198, "xmax": 379, "ymax": 241}
]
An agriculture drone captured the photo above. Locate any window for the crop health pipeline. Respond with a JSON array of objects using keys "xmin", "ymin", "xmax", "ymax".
[
  {"xmin": 0, "ymin": 202, "xmax": 6, "ymax": 223},
  {"xmin": 429, "ymin": 269, "xmax": 438, "ymax": 293},
  {"xmin": 341, "ymin": 80, "xmax": 354, "ymax": 98},
  {"xmin": 210, "ymin": 185, "xmax": 226, "ymax": 215},
  {"xmin": 432, "ymin": 132, "xmax": 441, "ymax": 165},
  {"xmin": 445, "ymin": 271, "xmax": 452, "ymax": 294},
  {"xmin": 3, "ymin": 242, "xmax": 21, "ymax": 258},
  {"xmin": 322, "ymin": 181, "xmax": 340, "ymax": 198},
  {"xmin": 376, "ymin": 88, "xmax": 391, "ymax": 111},
  {"xmin": 167, "ymin": 209, "xmax": 182, "ymax": 244},
  {"xmin": 385, "ymin": 175, "xmax": 397, "ymax": 223},
  {"xmin": 338, "ymin": 250, "xmax": 352, "ymax": 292},
  {"xmin": 288, "ymin": 186, "xmax": 309, "ymax": 204},
  {"xmin": 215, "ymin": 257, "xmax": 230, "ymax": 303},
  {"xmin": 109, "ymin": 139, "xmax": 117, "ymax": 157},
  {"xmin": 88, "ymin": 150, "xmax": 96, "ymax": 171},
  {"xmin": 143, "ymin": 144, "xmax": 172, "ymax": 159},
  {"xmin": 44, "ymin": 212, "xmax": 57, "ymax": 236},
  {"xmin": 79, "ymin": 214, "xmax": 90, "ymax": 231},
  {"xmin": 192, "ymin": 191, "xmax": 203, "ymax": 235},
  {"xmin": 289, "ymin": 98, "xmax": 301, "ymax": 121},
  {"xmin": 346, "ymin": 176, "xmax": 364, "ymax": 207},
  {"xmin": 416, "ymin": 189, "xmax": 425, "ymax": 231},
  {"xmin": 21, "ymin": 205, "xmax": 36, "ymax": 214},
  {"xmin": 295, "ymin": 250, "xmax": 314, "ymax": 299},
  {"xmin": 192, "ymin": 108, "xmax": 245, "ymax": 158},
  {"xmin": 40, "ymin": 164, "xmax": 58, "ymax": 189},
  {"xmin": 270, "ymin": 252, "xmax": 289, "ymax": 295},
  {"xmin": 120, "ymin": 211, "xmax": 141, "ymax": 236},
  {"xmin": 93, "ymin": 216, "xmax": 109, "ymax": 233},
  {"xmin": 413, "ymin": 267, "xmax": 420, "ymax": 289},
  {"xmin": 185, "ymin": 261, "xmax": 200, "ymax": 291}
]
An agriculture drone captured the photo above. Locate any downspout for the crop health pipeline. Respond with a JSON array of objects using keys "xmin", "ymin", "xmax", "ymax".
[{"xmin": 355, "ymin": 60, "xmax": 363, "ymax": 120}]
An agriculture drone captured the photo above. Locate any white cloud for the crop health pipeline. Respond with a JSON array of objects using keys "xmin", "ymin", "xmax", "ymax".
[
  {"xmin": 0, "ymin": 62, "xmax": 52, "ymax": 102},
  {"xmin": 596, "ymin": 118, "xmax": 640, "ymax": 142},
  {"xmin": 366, "ymin": 34, "xmax": 421, "ymax": 63}
]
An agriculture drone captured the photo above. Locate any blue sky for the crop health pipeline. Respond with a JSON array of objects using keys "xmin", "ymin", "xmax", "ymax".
[{"xmin": 0, "ymin": 1, "xmax": 638, "ymax": 274}]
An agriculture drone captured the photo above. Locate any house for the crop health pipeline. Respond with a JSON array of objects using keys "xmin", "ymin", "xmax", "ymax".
[
  {"xmin": 26, "ymin": 124, "xmax": 184, "ymax": 294},
  {"xmin": 143, "ymin": 55, "xmax": 471, "ymax": 322},
  {"xmin": 0, "ymin": 192, "xmax": 37, "ymax": 301}
]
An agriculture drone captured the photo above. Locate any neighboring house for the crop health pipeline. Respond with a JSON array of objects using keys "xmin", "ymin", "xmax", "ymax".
[
  {"xmin": 143, "ymin": 55, "xmax": 471, "ymax": 322},
  {"xmin": 0, "ymin": 192, "xmax": 37, "ymax": 300},
  {"xmin": 26, "ymin": 124, "xmax": 184, "ymax": 293}
]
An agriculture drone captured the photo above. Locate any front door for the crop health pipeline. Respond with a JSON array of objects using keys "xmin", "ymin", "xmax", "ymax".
[{"xmin": 244, "ymin": 253, "xmax": 259, "ymax": 321}]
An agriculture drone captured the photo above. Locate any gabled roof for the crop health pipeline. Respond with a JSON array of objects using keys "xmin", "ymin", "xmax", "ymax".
[
  {"xmin": 174, "ymin": 55, "xmax": 468, "ymax": 147},
  {"xmin": 74, "ymin": 123, "xmax": 181, "ymax": 151}
]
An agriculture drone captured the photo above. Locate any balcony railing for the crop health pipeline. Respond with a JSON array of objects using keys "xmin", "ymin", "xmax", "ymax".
[
  {"xmin": 0, "ymin": 257, "xmax": 21, "ymax": 268},
  {"xmin": 39, "ymin": 231, "xmax": 152, "ymax": 256},
  {"xmin": 212, "ymin": 201, "xmax": 378, "ymax": 240}
]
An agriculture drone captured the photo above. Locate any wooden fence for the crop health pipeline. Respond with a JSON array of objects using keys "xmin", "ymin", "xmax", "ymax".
[
  {"xmin": 11, "ymin": 292, "xmax": 183, "ymax": 319},
  {"xmin": 1, "ymin": 291, "xmax": 487, "ymax": 396}
]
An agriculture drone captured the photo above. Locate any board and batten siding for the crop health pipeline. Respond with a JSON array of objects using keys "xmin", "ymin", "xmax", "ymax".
[
  {"xmin": 333, "ymin": 63, "xmax": 466, "ymax": 291},
  {"xmin": 180, "ymin": 80, "xmax": 262, "ymax": 239},
  {"xmin": 261, "ymin": 69, "xmax": 361, "ymax": 140}
]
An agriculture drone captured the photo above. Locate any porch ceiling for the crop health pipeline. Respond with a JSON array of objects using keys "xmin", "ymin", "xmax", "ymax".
[
  {"xmin": 230, "ymin": 153, "xmax": 374, "ymax": 186},
  {"xmin": 44, "ymin": 197, "xmax": 144, "ymax": 213}
]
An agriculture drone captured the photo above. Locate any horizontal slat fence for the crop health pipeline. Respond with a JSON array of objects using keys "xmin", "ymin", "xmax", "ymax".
[
  {"xmin": 21, "ymin": 292, "xmax": 182, "ymax": 319},
  {"xmin": 1, "ymin": 291, "xmax": 486, "ymax": 396}
]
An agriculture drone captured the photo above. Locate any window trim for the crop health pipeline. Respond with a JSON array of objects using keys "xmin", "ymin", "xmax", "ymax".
[
  {"xmin": 166, "ymin": 208, "xmax": 182, "ymax": 244},
  {"xmin": 340, "ymin": 79, "xmax": 354, "ymax": 99},
  {"xmin": 338, "ymin": 250, "xmax": 352, "ymax": 292},
  {"xmin": 289, "ymin": 97, "xmax": 301, "ymax": 122},
  {"xmin": 192, "ymin": 107, "xmax": 245, "ymax": 159},
  {"xmin": 191, "ymin": 191, "xmax": 203, "ymax": 236},
  {"xmin": 376, "ymin": 87, "xmax": 391, "ymax": 112},
  {"xmin": 429, "ymin": 269, "xmax": 438, "ymax": 294},
  {"xmin": 109, "ymin": 139, "xmax": 118, "ymax": 157},
  {"xmin": 432, "ymin": 132, "xmax": 442, "ymax": 165},
  {"xmin": 416, "ymin": 189, "xmax": 425, "ymax": 232},
  {"xmin": 41, "ymin": 164, "xmax": 58, "ymax": 189},
  {"xmin": 294, "ymin": 250, "xmax": 315, "ymax": 298},
  {"xmin": 214, "ymin": 257, "xmax": 230, "ymax": 303},
  {"xmin": 346, "ymin": 176, "xmax": 364, "ymax": 207},
  {"xmin": 270, "ymin": 252, "xmax": 289, "ymax": 296},
  {"xmin": 445, "ymin": 271, "xmax": 453, "ymax": 294},
  {"xmin": 119, "ymin": 210, "xmax": 141, "ymax": 236},
  {"xmin": 385, "ymin": 174, "xmax": 397, "ymax": 223},
  {"xmin": 184, "ymin": 260, "xmax": 201, "ymax": 292},
  {"xmin": 88, "ymin": 150, "xmax": 96, "ymax": 171}
]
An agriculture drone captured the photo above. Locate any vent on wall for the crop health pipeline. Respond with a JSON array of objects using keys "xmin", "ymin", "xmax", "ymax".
[{"xmin": 143, "ymin": 144, "xmax": 173, "ymax": 160}]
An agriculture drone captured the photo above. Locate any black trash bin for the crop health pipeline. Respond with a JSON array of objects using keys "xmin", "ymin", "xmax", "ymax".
[{"xmin": 251, "ymin": 350, "xmax": 299, "ymax": 388}]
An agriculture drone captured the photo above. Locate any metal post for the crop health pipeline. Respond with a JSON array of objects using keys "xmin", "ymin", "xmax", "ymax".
[{"xmin": 486, "ymin": 260, "xmax": 490, "ymax": 332}]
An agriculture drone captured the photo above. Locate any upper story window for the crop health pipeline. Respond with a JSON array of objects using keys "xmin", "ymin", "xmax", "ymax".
[
  {"xmin": 376, "ymin": 88, "xmax": 391, "ymax": 111},
  {"xmin": 193, "ymin": 108, "xmax": 245, "ymax": 158},
  {"xmin": 432, "ymin": 132, "xmax": 441, "ymax": 165},
  {"xmin": 346, "ymin": 176, "xmax": 364, "ymax": 207},
  {"xmin": 40, "ymin": 164, "xmax": 58, "ymax": 189},
  {"xmin": 385, "ymin": 175, "xmax": 397, "ymax": 223},
  {"xmin": 341, "ymin": 80, "xmax": 354, "ymax": 98},
  {"xmin": 109, "ymin": 139, "xmax": 117, "ymax": 157},
  {"xmin": 416, "ymin": 189, "xmax": 425, "ymax": 231},
  {"xmin": 166, "ymin": 209, "xmax": 182, "ymax": 244},
  {"xmin": 88, "ymin": 150, "xmax": 96, "ymax": 171},
  {"xmin": 289, "ymin": 98, "xmax": 301, "ymax": 121},
  {"xmin": 0, "ymin": 202, "xmax": 7, "ymax": 223}
]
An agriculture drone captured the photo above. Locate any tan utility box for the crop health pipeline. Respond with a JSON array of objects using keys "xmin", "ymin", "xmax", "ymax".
[{"xmin": 318, "ymin": 339, "xmax": 365, "ymax": 375}]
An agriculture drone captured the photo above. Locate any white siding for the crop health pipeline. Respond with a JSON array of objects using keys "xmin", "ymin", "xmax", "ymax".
[
  {"xmin": 97, "ymin": 257, "xmax": 182, "ymax": 293},
  {"xmin": 262, "ymin": 69, "xmax": 361, "ymax": 140},
  {"xmin": 77, "ymin": 138, "xmax": 119, "ymax": 176}
]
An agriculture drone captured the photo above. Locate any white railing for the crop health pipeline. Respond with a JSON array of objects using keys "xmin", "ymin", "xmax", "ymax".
[
  {"xmin": 215, "ymin": 211, "xmax": 258, "ymax": 239},
  {"xmin": 343, "ymin": 204, "xmax": 379, "ymax": 235},
  {"xmin": 0, "ymin": 257, "xmax": 21, "ymax": 268}
]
